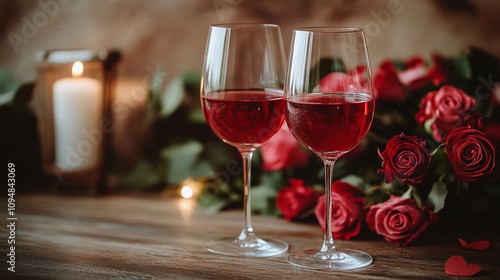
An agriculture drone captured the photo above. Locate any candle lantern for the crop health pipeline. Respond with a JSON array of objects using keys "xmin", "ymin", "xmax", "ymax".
[{"xmin": 35, "ymin": 49, "xmax": 120, "ymax": 194}]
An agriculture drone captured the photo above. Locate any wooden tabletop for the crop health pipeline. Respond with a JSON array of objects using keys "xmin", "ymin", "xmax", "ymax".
[{"xmin": 1, "ymin": 194, "xmax": 499, "ymax": 279}]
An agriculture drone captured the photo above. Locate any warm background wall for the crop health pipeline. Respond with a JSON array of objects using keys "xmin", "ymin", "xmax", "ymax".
[
  {"xmin": 1, "ymin": 0, "xmax": 500, "ymax": 163},
  {"xmin": 2, "ymin": 0, "xmax": 500, "ymax": 80}
]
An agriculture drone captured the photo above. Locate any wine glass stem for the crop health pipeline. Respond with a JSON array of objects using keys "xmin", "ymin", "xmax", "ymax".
[
  {"xmin": 320, "ymin": 159, "xmax": 338, "ymax": 253},
  {"xmin": 238, "ymin": 150, "xmax": 255, "ymax": 241}
]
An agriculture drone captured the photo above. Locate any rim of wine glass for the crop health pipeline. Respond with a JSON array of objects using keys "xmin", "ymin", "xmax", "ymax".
[
  {"xmin": 210, "ymin": 23, "xmax": 280, "ymax": 30},
  {"xmin": 294, "ymin": 26, "xmax": 364, "ymax": 33}
]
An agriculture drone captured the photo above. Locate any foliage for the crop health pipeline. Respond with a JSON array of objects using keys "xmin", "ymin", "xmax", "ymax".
[
  {"xmin": 119, "ymin": 71, "xmax": 242, "ymax": 196},
  {"xmin": 0, "ymin": 70, "xmax": 42, "ymax": 189},
  {"xmin": 150, "ymin": 47, "xmax": 500, "ymax": 239}
]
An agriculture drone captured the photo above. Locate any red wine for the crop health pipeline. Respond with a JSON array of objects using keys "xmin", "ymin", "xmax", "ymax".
[
  {"xmin": 202, "ymin": 90, "xmax": 285, "ymax": 148},
  {"xmin": 285, "ymin": 93, "xmax": 374, "ymax": 156}
]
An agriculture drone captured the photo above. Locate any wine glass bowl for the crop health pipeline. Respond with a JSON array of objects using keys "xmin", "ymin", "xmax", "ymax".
[
  {"xmin": 284, "ymin": 27, "xmax": 375, "ymax": 270},
  {"xmin": 202, "ymin": 90, "xmax": 285, "ymax": 150},
  {"xmin": 201, "ymin": 23, "xmax": 289, "ymax": 257},
  {"xmin": 286, "ymin": 92, "xmax": 374, "ymax": 157}
]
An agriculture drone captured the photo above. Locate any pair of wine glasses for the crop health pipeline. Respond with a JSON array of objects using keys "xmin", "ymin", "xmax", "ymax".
[{"xmin": 201, "ymin": 24, "xmax": 374, "ymax": 271}]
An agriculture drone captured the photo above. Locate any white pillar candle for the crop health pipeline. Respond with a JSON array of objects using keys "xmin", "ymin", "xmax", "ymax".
[{"xmin": 53, "ymin": 61, "xmax": 103, "ymax": 171}]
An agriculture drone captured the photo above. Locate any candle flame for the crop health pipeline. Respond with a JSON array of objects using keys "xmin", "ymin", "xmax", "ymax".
[{"xmin": 72, "ymin": 61, "xmax": 83, "ymax": 77}]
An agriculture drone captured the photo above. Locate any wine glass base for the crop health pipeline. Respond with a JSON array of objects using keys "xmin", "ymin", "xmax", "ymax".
[
  {"xmin": 287, "ymin": 249, "xmax": 372, "ymax": 271},
  {"xmin": 206, "ymin": 237, "xmax": 289, "ymax": 257}
]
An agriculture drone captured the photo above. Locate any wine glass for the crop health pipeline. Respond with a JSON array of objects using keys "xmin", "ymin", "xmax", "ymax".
[
  {"xmin": 200, "ymin": 23, "xmax": 289, "ymax": 257},
  {"xmin": 284, "ymin": 27, "xmax": 374, "ymax": 270}
]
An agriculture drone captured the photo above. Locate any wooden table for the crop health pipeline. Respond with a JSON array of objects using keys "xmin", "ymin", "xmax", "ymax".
[{"xmin": 1, "ymin": 194, "xmax": 499, "ymax": 279}]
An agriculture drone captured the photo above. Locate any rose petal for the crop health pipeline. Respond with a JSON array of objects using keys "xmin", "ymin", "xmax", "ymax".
[
  {"xmin": 458, "ymin": 238, "xmax": 490, "ymax": 251},
  {"xmin": 261, "ymin": 125, "xmax": 310, "ymax": 171},
  {"xmin": 366, "ymin": 196, "xmax": 436, "ymax": 246},
  {"xmin": 445, "ymin": 255, "xmax": 481, "ymax": 276}
]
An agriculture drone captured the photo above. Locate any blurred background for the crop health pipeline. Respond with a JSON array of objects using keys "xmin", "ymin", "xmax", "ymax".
[{"xmin": 1, "ymin": 0, "xmax": 500, "ymax": 195}]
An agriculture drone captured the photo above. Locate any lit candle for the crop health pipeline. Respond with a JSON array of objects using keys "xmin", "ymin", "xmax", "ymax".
[{"xmin": 53, "ymin": 61, "xmax": 103, "ymax": 171}]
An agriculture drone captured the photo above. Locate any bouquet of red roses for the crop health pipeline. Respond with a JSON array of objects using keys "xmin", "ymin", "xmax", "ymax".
[{"xmin": 268, "ymin": 47, "xmax": 500, "ymax": 246}]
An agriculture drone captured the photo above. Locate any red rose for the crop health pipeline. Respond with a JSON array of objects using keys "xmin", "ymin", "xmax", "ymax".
[
  {"xmin": 404, "ymin": 55, "xmax": 426, "ymax": 69},
  {"xmin": 398, "ymin": 56, "xmax": 428, "ymax": 89},
  {"xmin": 366, "ymin": 196, "xmax": 438, "ymax": 246},
  {"xmin": 261, "ymin": 125, "xmax": 310, "ymax": 171},
  {"xmin": 277, "ymin": 179, "xmax": 321, "ymax": 221},
  {"xmin": 378, "ymin": 133, "xmax": 431, "ymax": 186},
  {"xmin": 426, "ymin": 53, "xmax": 449, "ymax": 87},
  {"xmin": 416, "ymin": 85, "xmax": 478, "ymax": 142},
  {"xmin": 468, "ymin": 117, "xmax": 500, "ymax": 144},
  {"xmin": 319, "ymin": 70, "xmax": 370, "ymax": 94},
  {"xmin": 314, "ymin": 181, "xmax": 366, "ymax": 240},
  {"xmin": 398, "ymin": 54, "xmax": 448, "ymax": 90},
  {"xmin": 446, "ymin": 126, "xmax": 499, "ymax": 183},
  {"xmin": 373, "ymin": 60, "xmax": 407, "ymax": 101},
  {"xmin": 492, "ymin": 83, "xmax": 500, "ymax": 105}
]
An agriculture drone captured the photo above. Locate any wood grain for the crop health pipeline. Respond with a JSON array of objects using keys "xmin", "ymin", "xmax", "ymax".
[{"xmin": 1, "ymin": 194, "xmax": 499, "ymax": 279}]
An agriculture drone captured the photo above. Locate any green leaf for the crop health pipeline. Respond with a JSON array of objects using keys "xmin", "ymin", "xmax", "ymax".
[
  {"xmin": 161, "ymin": 140, "xmax": 203, "ymax": 159},
  {"xmin": 391, "ymin": 59, "xmax": 406, "ymax": 72},
  {"xmin": 120, "ymin": 160, "xmax": 162, "ymax": 191},
  {"xmin": 365, "ymin": 185, "xmax": 390, "ymax": 206},
  {"xmin": 444, "ymin": 53, "xmax": 472, "ymax": 80},
  {"xmin": 259, "ymin": 170, "xmax": 285, "ymax": 190},
  {"xmin": 308, "ymin": 58, "xmax": 346, "ymax": 91},
  {"xmin": 180, "ymin": 71, "xmax": 202, "ymax": 98},
  {"xmin": 332, "ymin": 158, "xmax": 349, "ymax": 179},
  {"xmin": 339, "ymin": 174, "xmax": 370, "ymax": 190},
  {"xmin": 401, "ymin": 186, "xmax": 423, "ymax": 208},
  {"xmin": 0, "ymin": 90, "xmax": 16, "ymax": 107},
  {"xmin": 160, "ymin": 75, "xmax": 184, "ymax": 118},
  {"xmin": 317, "ymin": 57, "xmax": 346, "ymax": 75},
  {"xmin": 0, "ymin": 76, "xmax": 33, "ymax": 107},
  {"xmin": 149, "ymin": 70, "xmax": 167, "ymax": 106},
  {"xmin": 430, "ymin": 145, "xmax": 451, "ymax": 177},
  {"xmin": 197, "ymin": 194, "xmax": 231, "ymax": 213},
  {"xmin": 161, "ymin": 140, "xmax": 203, "ymax": 184},
  {"xmin": 204, "ymin": 142, "xmax": 239, "ymax": 167},
  {"xmin": 427, "ymin": 180, "xmax": 448, "ymax": 213},
  {"xmin": 183, "ymin": 72, "xmax": 204, "ymax": 123},
  {"xmin": 424, "ymin": 116, "xmax": 436, "ymax": 136},
  {"xmin": 401, "ymin": 187, "xmax": 412, "ymax": 199},
  {"xmin": 188, "ymin": 108, "xmax": 206, "ymax": 124},
  {"xmin": 251, "ymin": 184, "xmax": 280, "ymax": 216},
  {"xmin": 0, "ymin": 69, "xmax": 17, "ymax": 93},
  {"xmin": 197, "ymin": 179, "xmax": 241, "ymax": 212},
  {"xmin": 190, "ymin": 160, "xmax": 215, "ymax": 179},
  {"xmin": 160, "ymin": 71, "xmax": 201, "ymax": 119}
]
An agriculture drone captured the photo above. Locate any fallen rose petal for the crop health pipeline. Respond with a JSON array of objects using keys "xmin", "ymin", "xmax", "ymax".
[
  {"xmin": 445, "ymin": 255, "xmax": 481, "ymax": 276},
  {"xmin": 458, "ymin": 238, "xmax": 490, "ymax": 251}
]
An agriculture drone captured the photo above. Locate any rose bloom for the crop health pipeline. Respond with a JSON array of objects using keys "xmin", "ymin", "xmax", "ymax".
[
  {"xmin": 426, "ymin": 54, "xmax": 449, "ymax": 87},
  {"xmin": 492, "ymin": 83, "xmax": 500, "ymax": 106},
  {"xmin": 373, "ymin": 60, "xmax": 407, "ymax": 102},
  {"xmin": 277, "ymin": 179, "xmax": 321, "ymax": 221},
  {"xmin": 398, "ymin": 54, "xmax": 448, "ymax": 90},
  {"xmin": 468, "ymin": 117, "xmax": 500, "ymax": 144},
  {"xmin": 314, "ymin": 181, "xmax": 366, "ymax": 240},
  {"xmin": 366, "ymin": 196, "xmax": 438, "ymax": 247},
  {"xmin": 416, "ymin": 85, "xmax": 478, "ymax": 142},
  {"xmin": 378, "ymin": 133, "xmax": 431, "ymax": 186},
  {"xmin": 446, "ymin": 125, "xmax": 499, "ymax": 183},
  {"xmin": 261, "ymin": 125, "xmax": 310, "ymax": 171},
  {"xmin": 319, "ymin": 69, "xmax": 370, "ymax": 94},
  {"xmin": 398, "ymin": 55, "xmax": 428, "ymax": 89}
]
